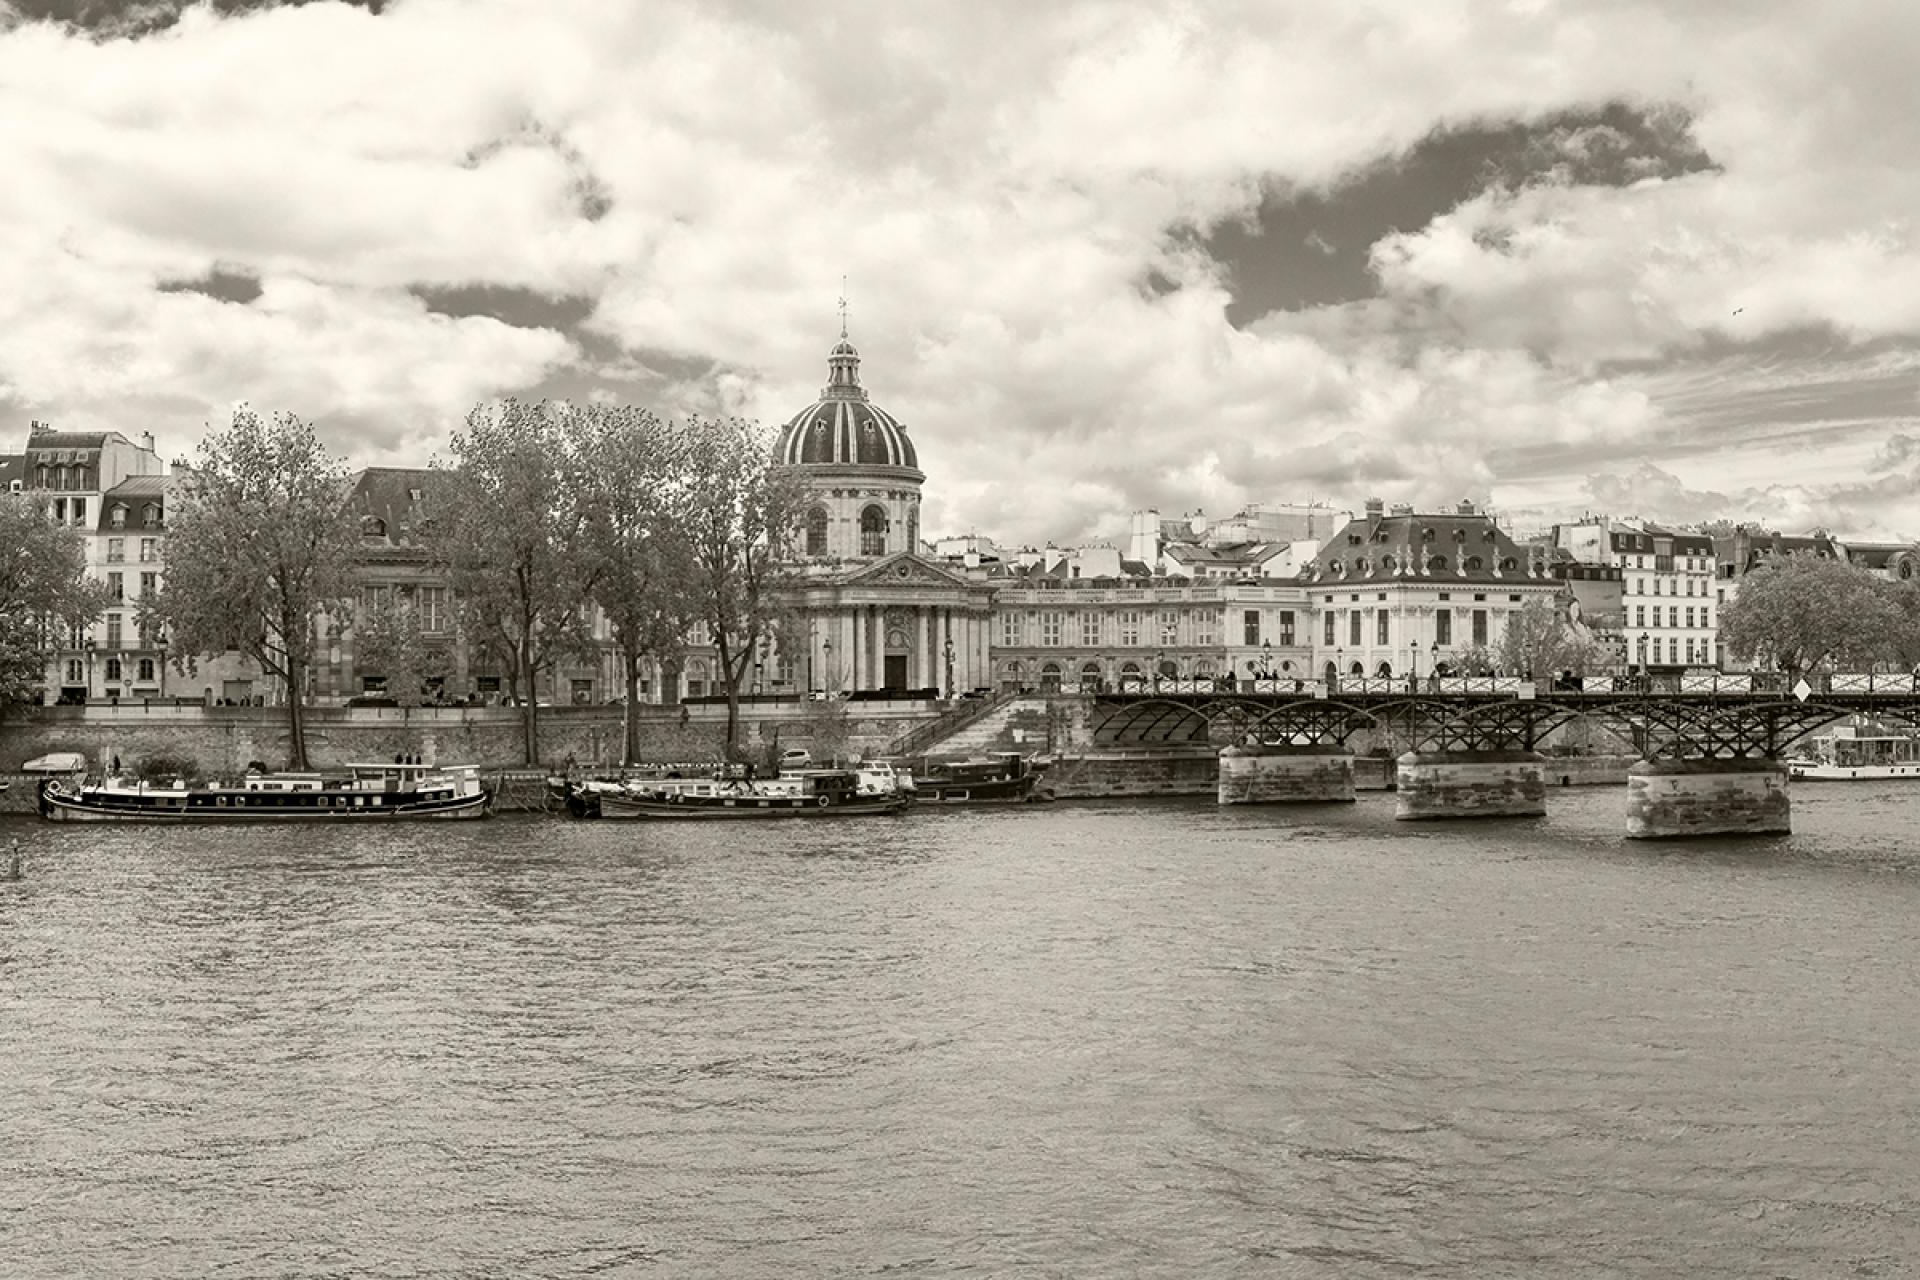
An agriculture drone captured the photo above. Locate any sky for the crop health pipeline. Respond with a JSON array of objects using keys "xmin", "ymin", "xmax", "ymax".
[{"xmin": 4, "ymin": 0, "xmax": 1920, "ymax": 547}]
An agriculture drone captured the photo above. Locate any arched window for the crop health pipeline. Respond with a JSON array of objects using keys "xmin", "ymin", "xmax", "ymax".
[
  {"xmin": 1376, "ymin": 661, "xmax": 1393, "ymax": 677},
  {"xmin": 1466, "ymin": 556, "xmax": 1484, "ymax": 571},
  {"xmin": 860, "ymin": 505, "xmax": 888, "ymax": 557},
  {"xmin": 1040, "ymin": 662, "xmax": 1062, "ymax": 691},
  {"xmin": 1322, "ymin": 661, "xmax": 1338, "ymax": 682},
  {"xmin": 1500, "ymin": 557, "xmax": 1517, "ymax": 571},
  {"xmin": 1080, "ymin": 661, "xmax": 1102, "ymax": 679},
  {"xmin": 1429, "ymin": 555, "xmax": 1448, "ymax": 572},
  {"xmin": 1349, "ymin": 661, "xmax": 1365, "ymax": 676},
  {"xmin": 1380, "ymin": 555, "xmax": 1396, "ymax": 572},
  {"xmin": 806, "ymin": 507, "xmax": 829, "ymax": 556}
]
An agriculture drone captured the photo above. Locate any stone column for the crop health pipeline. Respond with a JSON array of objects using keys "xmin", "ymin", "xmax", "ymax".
[
  {"xmin": 1218, "ymin": 744, "xmax": 1356, "ymax": 805},
  {"xmin": 1626, "ymin": 758, "xmax": 1790, "ymax": 838},
  {"xmin": 867, "ymin": 606, "xmax": 880, "ymax": 691},
  {"xmin": 837, "ymin": 610, "xmax": 852, "ymax": 690},
  {"xmin": 1394, "ymin": 750, "xmax": 1547, "ymax": 819}
]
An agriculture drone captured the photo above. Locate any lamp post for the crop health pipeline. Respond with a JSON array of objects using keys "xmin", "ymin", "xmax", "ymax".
[
  {"xmin": 1636, "ymin": 634, "xmax": 1648, "ymax": 692},
  {"xmin": 823, "ymin": 636, "xmax": 834, "ymax": 696},
  {"xmin": 1409, "ymin": 638, "xmax": 1418, "ymax": 691},
  {"xmin": 1334, "ymin": 646, "xmax": 1343, "ymax": 688},
  {"xmin": 943, "ymin": 635, "xmax": 955, "ymax": 700},
  {"xmin": 753, "ymin": 661, "xmax": 763, "ymax": 696},
  {"xmin": 157, "ymin": 633, "xmax": 168, "ymax": 701},
  {"xmin": 84, "ymin": 638, "xmax": 96, "ymax": 702},
  {"xmin": 1261, "ymin": 639, "xmax": 1273, "ymax": 680},
  {"xmin": 1430, "ymin": 641, "xmax": 1440, "ymax": 688}
]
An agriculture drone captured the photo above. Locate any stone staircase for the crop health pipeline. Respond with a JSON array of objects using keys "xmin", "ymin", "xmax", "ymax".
[{"xmin": 890, "ymin": 693, "xmax": 1059, "ymax": 759}]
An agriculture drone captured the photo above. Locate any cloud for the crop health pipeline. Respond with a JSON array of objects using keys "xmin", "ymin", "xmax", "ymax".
[{"xmin": 1, "ymin": 0, "xmax": 1919, "ymax": 545}]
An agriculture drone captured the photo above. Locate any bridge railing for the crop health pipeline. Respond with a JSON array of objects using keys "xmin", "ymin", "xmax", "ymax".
[{"xmin": 1053, "ymin": 672, "xmax": 1920, "ymax": 699}]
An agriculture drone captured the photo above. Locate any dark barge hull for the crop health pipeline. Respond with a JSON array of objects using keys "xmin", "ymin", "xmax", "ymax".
[{"xmin": 38, "ymin": 782, "xmax": 492, "ymax": 823}]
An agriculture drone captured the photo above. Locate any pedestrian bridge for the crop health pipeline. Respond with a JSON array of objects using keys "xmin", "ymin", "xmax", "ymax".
[{"xmin": 1043, "ymin": 673, "xmax": 1920, "ymax": 839}]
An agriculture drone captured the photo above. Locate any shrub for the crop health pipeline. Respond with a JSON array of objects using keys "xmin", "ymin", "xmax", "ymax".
[{"xmin": 135, "ymin": 752, "xmax": 203, "ymax": 785}]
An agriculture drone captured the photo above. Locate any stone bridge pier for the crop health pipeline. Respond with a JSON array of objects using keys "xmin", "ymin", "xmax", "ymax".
[
  {"xmin": 1218, "ymin": 743, "xmax": 1355, "ymax": 804},
  {"xmin": 1391, "ymin": 701, "xmax": 1561, "ymax": 821},
  {"xmin": 1625, "ymin": 759, "xmax": 1790, "ymax": 838}
]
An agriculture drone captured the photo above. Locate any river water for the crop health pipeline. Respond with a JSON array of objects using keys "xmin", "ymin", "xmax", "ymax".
[{"xmin": 3, "ymin": 787, "xmax": 1918, "ymax": 1278}]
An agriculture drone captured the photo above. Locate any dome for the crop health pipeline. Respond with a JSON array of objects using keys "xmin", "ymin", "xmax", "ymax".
[{"xmin": 772, "ymin": 337, "xmax": 920, "ymax": 472}]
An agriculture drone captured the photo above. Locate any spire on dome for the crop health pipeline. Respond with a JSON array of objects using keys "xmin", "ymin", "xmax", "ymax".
[{"xmin": 837, "ymin": 276, "xmax": 849, "ymax": 339}]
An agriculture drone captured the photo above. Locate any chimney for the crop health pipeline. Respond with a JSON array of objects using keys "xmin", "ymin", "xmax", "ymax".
[
  {"xmin": 141, "ymin": 431, "xmax": 155, "ymax": 452},
  {"xmin": 28, "ymin": 419, "xmax": 50, "ymax": 437},
  {"xmin": 1364, "ymin": 496, "xmax": 1385, "ymax": 518},
  {"xmin": 1390, "ymin": 502, "xmax": 1414, "ymax": 517}
]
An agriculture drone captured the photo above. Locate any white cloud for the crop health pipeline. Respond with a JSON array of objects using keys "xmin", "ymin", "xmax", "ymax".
[{"xmin": 1, "ymin": 0, "xmax": 1918, "ymax": 543}]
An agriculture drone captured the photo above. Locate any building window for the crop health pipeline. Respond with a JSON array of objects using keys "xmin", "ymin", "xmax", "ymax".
[
  {"xmin": 1436, "ymin": 610, "xmax": 1452, "ymax": 645},
  {"xmin": 110, "ymin": 505, "xmax": 126, "ymax": 528},
  {"xmin": 1081, "ymin": 611, "xmax": 1102, "ymax": 646},
  {"xmin": 1277, "ymin": 611, "xmax": 1295, "ymax": 646},
  {"xmin": 1635, "ymin": 605, "xmax": 1645, "ymax": 627},
  {"xmin": 1472, "ymin": 609, "xmax": 1488, "ymax": 646},
  {"xmin": 1118, "ymin": 611, "xmax": 1141, "ymax": 646},
  {"xmin": 1377, "ymin": 611, "xmax": 1389, "ymax": 645},
  {"xmin": 140, "ymin": 538, "xmax": 157, "ymax": 563},
  {"xmin": 1243, "ymin": 609, "xmax": 1260, "ymax": 646},
  {"xmin": 1685, "ymin": 607, "xmax": 1695, "ymax": 629},
  {"xmin": 806, "ymin": 507, "xmax": 829, "ymax": 556},
  {"xmin": 108, "ymin": 572, "xmax": 124, "ymax": 601},
  {"xmin": 143, "ymin": 504, "xmax": 160, "ymax": 528},
  {"xmin": 1041, "ymin": 611, "xmax": 1062, "ymax": 647},
  {"xmin": 105, "ymin": 658, "xmax": 122, "ymax": 682},
  {"xmin": 53, "ymin": 498, "xmax": 66, "ymax": 522},
  {"xmin": 1000, "ymin": 611, "xmax": 1021, "ymax": 647},
  {"xmin": 1349, "ymin": 611, "xmax": 1361, "ymax": 646},
  {"xmin": 1668, "ymin": 606, "xmax": 1678, "ymax": 628},
  {"xmin": 106, "ymin": 614, "xmax": 123, "ymax": 645},
  {"xmin": 1702, "ymin": 608, "xmax": 1711, "ymax": 628},
  {"xmin": 1195, "ymin": 609, "xmax": 1217, "ymax": 646},
  {"xmin": 71, "ymin": 498, "xmax": 85, "ymax": 525},
  {"xmin": 139, "ymin": 572, "xmax": 156, "ymax": 597},
  {"xmin": 65, "ymin": 659, "xmax": 83, "ymax": 683},
  {"xmin": 859, "ymin": 505, "xmax": 888, "ymax": 557},
  {"xmin": 107, "ymin": 538, "xmax": 124, "ymax": 562},
  {"xmin": 418, "ymin": 586, "xmax": 447, "ymax": 633},
  {"xmin": 138, "ymin": 658, "xmax": 155, "ymax": 682},
  {"xmin": 1668, "ymin": 638, "xmax": 1678, "ymax": 666},
  {"xmin": 1160, "ymin": 611, "xmax": 1179, "ymax": 647}
]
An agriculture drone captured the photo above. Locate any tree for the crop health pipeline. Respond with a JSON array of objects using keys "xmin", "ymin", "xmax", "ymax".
[
  {"xmin": 1447, "ymin": 643, "xmax": 1497, "ymax": 676},
  {"xmin": 1498, "ymin": 596, "xmax": 1603, "ymax": 680},
  {"xmin": 351, "ymin": 594, "xmax": 448, "ymax": 707},
  {"xmin": 428, "ymin": 399, "xmax": 599, "ymax": 765},
  {"xmin": 144, "ymin": 409, "xmax": 357, "ymax": 769},
  {"xmin": 680, "ymin": 416, "xmax": 805, "ymax": 760},
  {"xmin": 0, "ymin": 493, "xmax": 109, "ymax": 710},
  {"xmin": 1880, "ymin": 577, "xmax": 1920, "ymax": 670},
  {"xmin": 1720, "ymin": 553, "xmax": 1897, "ymax": 674},
  {"xmin": 573, "ymin": 406, "xmax": 701, "ymax": 765}
]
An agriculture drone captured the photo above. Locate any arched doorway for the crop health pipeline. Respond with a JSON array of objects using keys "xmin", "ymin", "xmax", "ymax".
[
  {"xmin": 1156, "ymin": 658, "xmax": 1178, "ymax": 680},
  {"xmin": 999, "ymin": 659, "xmax": 1026, "ymax": 690},
  {"xmin": 1375, "ymin": 661, "xmax": 1393, "ymax": 678},
  {"xmin": 1039, "ymin": 662, "xmax": 1062, "ymax": 692},
  {"xmin": 1349, "ymin": 661, "xmax": 1365, "ymax": 677},
  {"xmin": 1322, "ymin": 661, "xmax": 1338, "ymax": 682}
]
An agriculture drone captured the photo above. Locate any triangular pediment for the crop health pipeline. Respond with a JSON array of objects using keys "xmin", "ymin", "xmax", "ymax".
[{"xmin": 839, "ymin": 552, "xmax": 977, "ymax": 589}]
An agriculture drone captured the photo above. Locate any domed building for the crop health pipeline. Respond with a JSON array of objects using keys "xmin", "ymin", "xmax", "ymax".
[{"xmin": 767, "ymin": 329, "xmax": 995, "ymax": 695}]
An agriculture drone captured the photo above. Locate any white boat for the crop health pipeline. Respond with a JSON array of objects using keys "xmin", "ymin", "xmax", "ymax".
[{"xmin": 1787, "ymin": 723, "xmax": 1920, "ymax": 780}]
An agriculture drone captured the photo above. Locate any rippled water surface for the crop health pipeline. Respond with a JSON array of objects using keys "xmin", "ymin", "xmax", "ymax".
[{"xmin": 5, "ymin": 785, "xmax": 1920, "ymax": 1277}]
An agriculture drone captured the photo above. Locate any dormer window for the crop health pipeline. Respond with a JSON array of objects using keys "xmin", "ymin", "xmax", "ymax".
[
  {"xmin": 360, "ymin": 515, "xmax": 387, "ymax": 538},
  {"xmin": 1452, "ymin": 529, "xmax": 1467, "ymax": 543},
  {"xmin": 1500, "ymin": 557, "xmax": 1517, "ymax": 571},
  {"xmin": 110, "ymin": 505, "xmax": 127, "ymax": 529},
  {"xmin": 408, "ymin": 489, "xmax": 422, "ymax": 502},
  {"xmin": 1466, "ymin": 556, "xmax": 1484, "ymax": 571},
  {"xmin": 142, "ymin": 504, "xmax": 160, "ymax": 528},
  {"xmin": 1421, "ymin": 527, "xmax": 1435, "ymax": 542}
]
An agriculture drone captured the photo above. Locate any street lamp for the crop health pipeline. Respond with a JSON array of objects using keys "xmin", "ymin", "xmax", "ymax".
[
  {"xmin": 1430, "ymin": 640, "xmax": 1440, "ymax": 684},
  {"xmin": 1636, "ymin": 634, "xmax": 1648, "ymax": 691},
  {"xmin": 943, "ymin": 635, "xmax": 955, "ymax": 699},
  {"xmin": 1261, "ymin": 639, "xmax": 1273, "ymax": 679},
  {"xmin": 157, "ymin": 632, "xmax": 168, "ymax": 701},
  {"xmin": 823, "ymin": 636, "xmax": 834, "ymax": 695},
  {"xmin": 1409, "ymin": 638, "xmax": 1418, "ymax": 690},
  {"xmin": 1334, "ymin": 646, "xmax": 1343, "ymax": 690},
  {"xmin": 84, "ymin": 638, "xmax": 96, "ymax": 701}
]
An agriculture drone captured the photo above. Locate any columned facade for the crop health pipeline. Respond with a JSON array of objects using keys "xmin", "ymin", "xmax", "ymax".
[{"xmin": 767, "ymin": 331, "xmax": 995, "ymax": 696}]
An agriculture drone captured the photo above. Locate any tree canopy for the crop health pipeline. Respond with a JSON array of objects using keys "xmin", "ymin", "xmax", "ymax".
[
  {"xmin": 1498, "ymin": 596, "xmax": 1603, "ymax": 679},
  {"xmin": 143, "ymin": 408, "xmax": 357, "ymax": 767},
  {"xmin": 1719, "ymin": 553, "xmax": 1902, "ymax": 674},
  {"xmin": 679, "ymin": 416, "xmax": 805, "ymax": 759},
  {"xmin": 427, "ymin": 399, "xmax": 600, "ymax": 764},
  {"xmin": 571, "ymin": 405, "xmax": 701, "ymax": 765},
  {"xmin": 0, "ymin": 493, "xmax": 109, "ymax": 709}
]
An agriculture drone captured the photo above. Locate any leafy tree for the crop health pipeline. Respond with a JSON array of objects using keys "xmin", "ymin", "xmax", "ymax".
[
  {"xmin": 1498, "ymin": 596, "xmax": 1603, "ymax": 679},
  {"xmin": 0, "ymin": 493, "xmax": 109, "ymax": 710},
  {"xmin": 572, "ymin": 406, "xmax": 701, "ymax": 765},
  {"xmin": 1880, "ymin": 577, "xmax": 1920, "ymax": 670},
  {"xmin": 1720, "ymin": 553, "xmax": 1897, "ymax": 674},
  {"xmin": 428, "ymin": 399, "xmax": 599, "ymax": 765},
  {"xmin": 1446, "ymin": 643, "xmax": 1497, "ymax": 676},
  {"xmin": 680, "ymin": 416, "xmax": 805, "ymax": 760},
  {"xmin": 144, "ymin": 409, "xmax": 357, "ymax": 768},
  {"xmin": 352, "ymin": 594, "xmax": 448, "ymax": 707}
]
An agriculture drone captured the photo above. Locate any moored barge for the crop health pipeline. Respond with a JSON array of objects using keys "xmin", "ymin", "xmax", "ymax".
[
  {"xmin": 599, "ymin": 768, "xmax": 908, "ymax": 819},
  {"xmin": 38, "ymin": 760, "xmax": 493, "ymax": 822}
]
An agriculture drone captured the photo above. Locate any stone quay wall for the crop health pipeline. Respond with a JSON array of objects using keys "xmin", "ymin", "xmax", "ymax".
[
  {"xmin": 1045, "ymin": 749, "xmax": 1219, "ymax": 799},
  {"xmin": 0, "ymin": 701, "xmax": 944, "ymax": 777},
  {"xmin": 1395, "ymin": 750, "xmax": 1549, "ymax": 820},
  {"xmin": 1626, "ymin": 758, "xmax": 1791, "ymax": 839},
  {"xmin": 1217, "ymin": 745, "xmax": 1355, "ymax": 805}
]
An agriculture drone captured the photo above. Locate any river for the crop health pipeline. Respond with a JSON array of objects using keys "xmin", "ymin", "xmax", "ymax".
[{"xmin": 3, "ymin": 786, "xmax": 1918, "ymax": 1277}]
